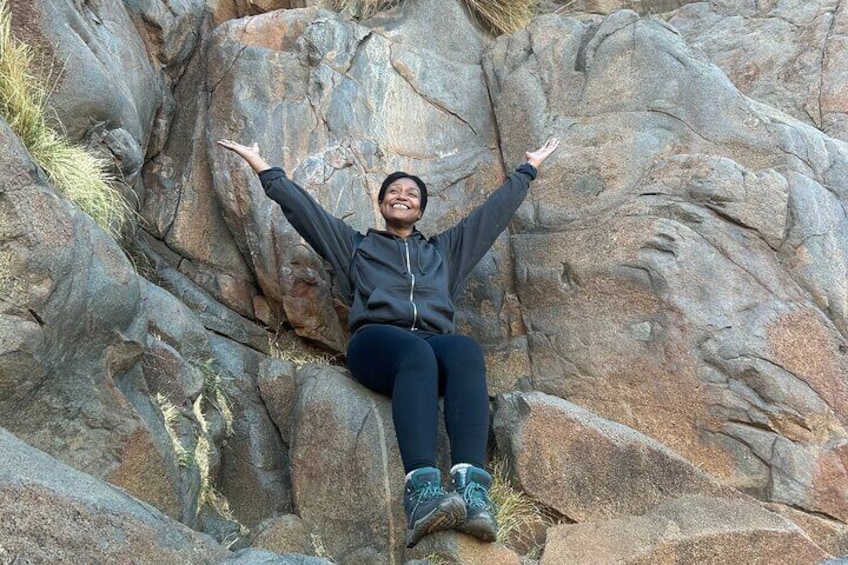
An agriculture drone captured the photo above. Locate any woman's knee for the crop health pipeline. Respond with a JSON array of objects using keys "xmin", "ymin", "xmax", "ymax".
[{"xmin": 431, "ymin": 334, "xmax": 485, "ymax": 367}]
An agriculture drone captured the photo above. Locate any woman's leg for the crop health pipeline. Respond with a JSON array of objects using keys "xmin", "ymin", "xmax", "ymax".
[
  {"xmin": 426, "ymin": 334, "xmax": 497, "ymax": 542},
  {"xmin": 348, "ymin": 326, "xmax": 467, "ymax": 547},
  {"xmin": 425, "ymin": 334, "xmax": 489, "ymax": 468},
  {"xmin": 347, "ymin": 325, "xmax": 440, "ymax": 473}
]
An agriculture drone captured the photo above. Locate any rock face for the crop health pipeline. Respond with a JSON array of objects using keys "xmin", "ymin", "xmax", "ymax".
[
  {"xmin": 670, "ymin": 1, "xmax": 848, "ymax": 141},
  {"xmin": 493, "ymin": 392, "xmax": 734, "ymax": 523},
  {"xmin": 3, "ymin": 0, "xmax": 848, "ymax": 563},
  {"xmin": 486, "ymin": 9, "xmax": 848, "ymax": 522},
  {"xmin": 0, "ymin": 428, "xmax": 226, "ymax": 564},
  {"xmin": 541, "ymin": 495, "xmax": 829, "ymax": 565}
]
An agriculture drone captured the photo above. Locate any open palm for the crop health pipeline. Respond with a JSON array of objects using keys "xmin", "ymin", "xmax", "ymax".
[{"xmin": 525, "ymin": 138, "xmax": 560, "ymax": 168}]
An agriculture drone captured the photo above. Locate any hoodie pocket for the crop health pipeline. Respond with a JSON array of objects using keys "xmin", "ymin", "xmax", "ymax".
[{"xmin": 365, "ymin": 286, "xmax": 414, "ymax": 326}]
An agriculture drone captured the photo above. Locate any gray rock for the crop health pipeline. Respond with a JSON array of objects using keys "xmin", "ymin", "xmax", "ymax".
[
  {"xmin": 486, "ymin": 10, "xmax": 848, "ymax": 520},
  {"xmin": 541, "ymin": 495, "xmax": 830, "ymax": 564},
  {"xmin": 9, "ymin": 0, "xmax": 168, "ymax": 180},
  {"xmin": 288, "ymin": 364, "xmax": 453, "ymax": 563},
  {"xmin": 0, "ymin": 427, "xmax": 226, "ymax": 564},
  {"xmin": 210, "ymin": 335, "xmax": 292, "ymax": 527},
  {"xmin": 0, "ymin": 118, "xmax": 179, "ymax": 517},
  {"xmin": 257, "ymin": 358, "xmax": 299, "ymax": 443},
  {"xmin": 250, "ymin": 513, "xmax": 315, "ymax": 556},
  {"xmin": 670, "ymin": 1, "xmax": 848, "ymax": 141},
  {"xmin": 493, "ymin": 391, "xmax": 733, "ymax": 522},
  {"xmin": 140, "ymin": 235, "xmax": 270, "ymax": 353},
  {"xmin": 219, "ymin": 547, "xmax": 333, "ymax": 564}
]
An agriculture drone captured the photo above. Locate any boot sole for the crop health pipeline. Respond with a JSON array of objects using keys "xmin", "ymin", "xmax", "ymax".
[
  {"xmin": 456, "ymin": 517, "xmax": 498, "ymax": 542},
  {"xmin": 405, "ymin": 495, "xmax": 466, "ymax": 548}
]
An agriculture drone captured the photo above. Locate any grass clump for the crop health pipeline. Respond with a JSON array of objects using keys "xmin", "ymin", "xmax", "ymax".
[
  {"xmin": 195, "ymin": 357, "xmax": 235, "ymax": 438},
  {"xmin": 335, "ymin": 0, "xmax": 398, "ymax": 19},
  {"xmin": 489, "ymin": 457, "xmax": 555, "ymax": 558},
  {"xmin": 0, "ymin": 0, "xmax": 134, "ymax": 240},
  {"xmin": 334, "ymin": 0, "xmax": 534, "ymax": 34},
  {"xmin": 463, "ymin": 0, "xmax": 535, "ymax": 35},
  {"xmin": 192, "ymin": 394, "xmax": 236, "ymax": 520},
  {"xmin": 269, "ymin": 330, "xmax": 342, "ymax": 367},
  {"xmin": 154, "ymin": 393, "xmax": 193, "ymax": 468}
]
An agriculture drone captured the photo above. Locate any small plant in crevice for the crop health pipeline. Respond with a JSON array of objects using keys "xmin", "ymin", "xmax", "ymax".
[
  {"xmin": 335, "ymin": 0, "xmax": 398, "ymax": 20},
  {"xmin": 154, "ymin": 393, "xmax": 193, "ymax": 468},
  {"xmin": 309, "ymin": 532, "xmax": 337, "ymax": 563},
  {"xmin": 268, "ymin": 329, "xmax": 342, "ymax": 367},
  {"xmin": 422, "ymin": 553, "xmax": 449, "ymax": 565},
  {"xmin": 192, "ymin": 394, "xmax": 237, "ymax": 522},
  {"xmin": 194, "ymin": 356, "xmax": 235, "ymax": 438},
  {"xmin": 462, "ymin": 0, "xmax": 535, "ymax": 35}
]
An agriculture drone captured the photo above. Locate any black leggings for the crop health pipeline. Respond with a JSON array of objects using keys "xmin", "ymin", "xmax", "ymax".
[{"xmin": 347, "ymin": 325, "xmax": 489, "ymax": 473}]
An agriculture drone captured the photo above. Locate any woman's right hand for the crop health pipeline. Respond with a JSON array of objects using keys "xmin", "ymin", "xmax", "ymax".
[{"xmin": 217, "ymin": 139, "xmax": 272, "ymax": 173}]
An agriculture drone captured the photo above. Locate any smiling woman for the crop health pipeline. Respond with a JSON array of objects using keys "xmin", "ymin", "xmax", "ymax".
[
  {"xmin": 217, "ymin": 136, "xmax": 558, "ymax": 548},
  {"xmin": 379, "ymin": 172, "xmax": 426, "ymax": 237}
]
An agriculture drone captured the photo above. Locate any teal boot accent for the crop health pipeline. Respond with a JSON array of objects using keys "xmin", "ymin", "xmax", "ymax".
[
  {"xmin": 404, "ymin": 467, "xmax": 466, "ymax": 548},
  {"xmin": 450, "ymin": 464, "xmax": 498, "ymax": 542}
]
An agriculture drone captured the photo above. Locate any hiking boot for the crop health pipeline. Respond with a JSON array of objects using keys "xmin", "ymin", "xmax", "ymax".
[
  {"xmin": 404, "ymin": 467, "xmax": 466, "ymax": 548},
  {"xmin": 450, "ymin": 464, "xmax": 498, "ymax": 542}
]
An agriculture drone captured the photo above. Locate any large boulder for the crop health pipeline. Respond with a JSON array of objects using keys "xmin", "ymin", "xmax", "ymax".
[
  {"xmin": 493, "ymin": 391, "xmax": 733, "ymax": 522},
  {"xmin": 287, "ymin": 364, "xmax": 407, "ymax": 564},
  {"xmin": 5, "ymin": 0, "xmax": 199, "ymax": 185},
  {"xmin": 540, "ymin": 495, "xmax": 829, "ymax": 564},
  {"xmin": 0, "ymin": 427, "xmax": 227, "ymax": 563},
  {"xmin": 210, "ymin": 334, "xmax": 292, "ymax": 528},
  {"xmin": 486, "ymin": 10, "xmax": 848, "ymax": 519},
  {"xmin": 204, "ymin": 6, "xmax": 521, "ymax": 360}
]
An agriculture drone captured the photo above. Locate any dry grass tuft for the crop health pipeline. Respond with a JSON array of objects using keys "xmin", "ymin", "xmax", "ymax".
[
  {"xmin": 335, "ymin": 0, "xmax": 399, "ymax": 19},
  {"xmin": 269, "ymin": 330, "xmax": 342, "ymax": 367},
  {"xmin": 154, "ymin": 393, "xmax": 193, "ymax": 468},
  {"xmin": 334, "ymin": 0, "xmax": 534, "ymax": 34},
  {"xmin": 490, "ymin": 457, "xmax": 555, "ymax": 558},
  {"xmin": 463, "ymin": 0, "xmax": 535, "ymax": 35},
  {"xmin": 192, "ymin": 395, "xmax": 235, "ymax": 520},
  {"xmin": 0, "ymin": 0, "xmax": 134, "ymax": 240}
]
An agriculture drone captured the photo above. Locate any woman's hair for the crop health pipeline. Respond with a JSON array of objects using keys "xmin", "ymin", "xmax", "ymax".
[{"xmin": 379, "ymin": 172, "xmax": 428, "ymax": 213}]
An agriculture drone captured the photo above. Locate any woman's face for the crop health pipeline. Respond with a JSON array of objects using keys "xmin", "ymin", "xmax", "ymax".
[{"xmin": 380, "ymin": 177, "xmax": 422, "ymax": 226}]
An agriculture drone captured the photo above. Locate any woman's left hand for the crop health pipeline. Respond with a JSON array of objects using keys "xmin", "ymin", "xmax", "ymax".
[{"xmin": 525, "ymin": 138, "xmax": 560, "ymax": 169}]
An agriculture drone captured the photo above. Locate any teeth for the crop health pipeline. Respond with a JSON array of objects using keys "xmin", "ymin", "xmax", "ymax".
[{"xmin": 392, "ymin": 204, "xmax": 409, "ymax": 209}]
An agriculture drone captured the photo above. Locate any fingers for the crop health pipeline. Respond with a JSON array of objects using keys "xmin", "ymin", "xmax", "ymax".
[
  {"xmin": 540, "ymin": 137, "xmax": 559, "ymax": 154},
  {"xmin": 217, "ymin": 139, "xmax": 259, "ymax": 153}
]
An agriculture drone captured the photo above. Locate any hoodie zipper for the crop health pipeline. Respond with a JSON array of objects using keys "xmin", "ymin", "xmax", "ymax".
[{"xmin": 403, "ymin": 239, "xmax": 418, "ymax": 330}]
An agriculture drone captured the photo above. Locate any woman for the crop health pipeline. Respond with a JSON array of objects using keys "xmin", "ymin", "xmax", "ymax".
[{"xmin": 218, "ymin": 137, "xmax": 559, "ymax": 547}]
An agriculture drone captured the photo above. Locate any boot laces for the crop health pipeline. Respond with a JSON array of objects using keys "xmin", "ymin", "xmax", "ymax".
[
  {"xmin": 461, "ymin": 481, "xmax": 491, "ymax": 510},
  {"xmin": 412, "ymin": 482, "xmax": 446, "ymax": 504}
]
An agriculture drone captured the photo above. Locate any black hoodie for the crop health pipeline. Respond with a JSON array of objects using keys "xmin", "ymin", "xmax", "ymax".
[{"xmin": 259, "ymin": 163, "xmax": 537, "ymax": 335}]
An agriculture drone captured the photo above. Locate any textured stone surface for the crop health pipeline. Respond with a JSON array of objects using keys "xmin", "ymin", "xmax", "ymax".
[
  {"xmin": 540, "ymin": 495, "xmax": 829, "ymax": 564},
  {"xmin": 288, "ymin": 365, "xmax": 406, "ymax": 564},
  {"xmin": 670, "ymin": 1, "xmax": 848, "ymax": 141},
  {"xmin": 3, "ymin": 1, "xmax": 848, "ymax": 561},
  {"xmin": 493, "ymin": 392, "xmax": 733, "ymax": 522},
  {"xmin": 487, "ymin": 10, "xmax": 848, "ymax": 520},
  {"xmin": 0, "ymin": 427, "xmax": 226, "ymax": 564},
  {"xmin": 0, "ymin": 119, "xmax": 177, "ymax": 516}
]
